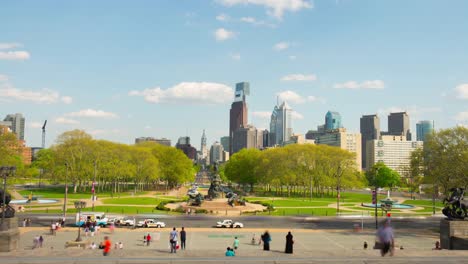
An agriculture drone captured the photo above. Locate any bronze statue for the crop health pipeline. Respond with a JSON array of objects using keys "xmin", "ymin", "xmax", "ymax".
[
  {"xmin": 0, "ymin": 188, "xmax": 15, "ymax": 218},
  {"xmin": 442, "ymin": 188, "xmax": 467, "ymax": 220}
]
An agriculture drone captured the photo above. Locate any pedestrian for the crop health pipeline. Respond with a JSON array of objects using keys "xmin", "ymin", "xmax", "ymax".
[
  {"xmin": 180, "ymin": 227, "xmax": 186, "ymax": 250},
  {"xmin": 84, "ymin": 226, "xmax": 89, "ymax": 237},
  {"xmin": 225, "ymin": 247, "xmax": 235, "ymax": 256},
  {"xmin": 90, "ymin": 242, "xmax": 97, "ymax": 249},
  {"xmin": 90, "ymin": 225, "xmax": 95, "ymax": 237},
  {"xmin": 169, "ymin": 227, "xmax": 178, "ymax": 253},
  {"xmin": 118, "ymin": 242, "xmax": 124, "ymax": 249},
  {"xmin": 109, "ymin": 222, "xmax": 115, "ymax": 233},
  {"xmin": 51, "ymin": 222, "xmax": 56, "ymax": 236},
  {"xmin": 32, "ymin": 236, "xmax": 39, "ymax": 249},
  {"xmin": 39, "ymin": 236, "xmax": 44, "ymax": 248},
  {"xmin": 261, "ymin": 231, "xmax": 271, "ymax": 251},
  {"xmin": 103, "ymin": 236, "xmax": 111, "ymax": 256},
  {"xmin": 26, "ymin": 218, "xmax": 31, "ymax": 227},
  {"xmin": 22, "ymin": 218, "xmax": 27, "ymax": 227},
  {"xmin": 376, "ymin": 220, "xmax": 394, "ymax": 257},
  {"xmin": 146, "ymin": 233, "xmax": 151, "ymax": 246},
  {"xmin": 285, "ymin": 231, "xmax": 293, "ymax": 254},
  {"xmin": 61, "ymin": 217, "xmax": 66, "ymax": 227},
  {"xmin": 233, "ymin": 236, "xmax": 239, "ymax": 250}
]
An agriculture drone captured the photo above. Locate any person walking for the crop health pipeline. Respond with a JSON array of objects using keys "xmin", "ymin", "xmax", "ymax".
[
  {"xmin": 103, "ymin": 236, "xmax": 111, "ymax": 256},
  {"xmin": 377, "ymin": 220, "xmax": 394, "ymax": 257},
  {"xmin": 233, "ymin": 236, "xmax": 240, "ymax": 250},
  {"xmin": 285, "ymin": 231, "xmax": 293, "ymax": 254},
  {"xmin": 261, "ymin": 231, "xmax": 271, "ymax": 251},
  {"xmin": 169, "ymin": 227, "xmax": 178, "ymax": 253},
  {"xmin": 180, "ymin": 227, "xmax": 186, "ymax": 250},
  {"xmin": 39, "ymin": 236, "xmax": 44, "ymax": 248},
  {"xmin": 146, "ymin": 233, "xmax": 151, "ymax": 246}
]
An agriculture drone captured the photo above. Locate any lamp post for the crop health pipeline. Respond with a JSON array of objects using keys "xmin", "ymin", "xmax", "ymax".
[
  {"xmin": 1, "ymin": 166, "xmax": 16, "ymax": 226},
  {"xmin": 336, "ymin": 165, "xmax": 342, "ymax": 215},
  {"xmin": 74, "ymin": 200, "xmax": 86, "ymax": 242},
  {"xmin": 374, "ymin": 167, "xmax": 380, "ymax": 230},
  {"xmin": 63, "ymin": 163, "xmax": 69, "ymax": 219},
  {"xmin": 92, "ymin": 160, "xmax": 96, "ymax": 212}
]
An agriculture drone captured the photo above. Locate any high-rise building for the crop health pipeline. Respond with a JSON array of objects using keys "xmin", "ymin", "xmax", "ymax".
[
  {"xmin": 388, "ymin": 112, "xmax": 411, "ymax": 141},
  {"xmin": 209, "ymin": 141, "xmax": 224, "ymax": 164},
  {"xmin": 366, "ymin": 135, "xmax": 423, "ymax": 176},
  {"xmin": 3, "ymin": 113, "xmax": 25, "ymax": 140},
  {"xmin": 176, "ymin": 136, "xmax": 197, "ymax": 160},
  {"xmin": 220, "ymin": 136, "xmax": 230, "ymax": 151},
  {"xmin": 229, "ymin": 82, "xmax": 249, "ymax": 154},
  {"xmin": 200, "ymin": 129, "xmax": 208, "ymax": 159},
  {"xmin": 325, "ymin": 111, "xmax": 342, "ymax": 131},
  {"xmin": 360, "ymin": 114, "xmax": 381, "ymax": 170},
  {"xmin": 232, "ymin": 125, "xmax": 258, "ymax": 154},
  {"xmin": 262, "ymin": 129, "xmax": 269, "ymax": 148},
  {"xmin": 416, "ymin": 120, "xmax": 434, "ymax": 141},
  {"xmin": 315, "ymin": 128, "xmax": 362, "ymax": 170},
  {"xmin": 135, "ymin": 137, "xmax": 171, "ymax": 146},
  {"xmin": 305, "ymin": 125, "xmax": 326, "ymax": 141},
  {"xmin": 269, "ymin": 101, "xmax": 293, "ymax": 146}
]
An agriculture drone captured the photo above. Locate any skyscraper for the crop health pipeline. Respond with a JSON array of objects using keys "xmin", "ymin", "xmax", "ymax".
[
  {"xmin": 3, "ymin": 113, "xmax": 25, "ymax": 140},
  {"xmin": 360, "ymin": 114, "xmax": 381, "ymax": 170},
  {"xmin": 232, "ymin": 125, "xmax": 258, "ymax": 154},
  {"xmin": 269, "ymin": 101, "xmax": 292, "ymax": 146},
  {"xmin": 220, "ymin": 136, "xmax": 230, "ymax": 151},
  {"xmin": 209, "ymin": 141, "xmax": 224, "ymax": 164},
  {"xmin": 388, "ymin": 112, "xmax": 411, "ymax": 141},
  {"xmin": 200, "ymin": 129, "xmax": 208, "ymax": 159},
  {"xmin": 416, "ymin": 120, "xmax": 434, "ymax": 141},
  {"xmin": 176, "ymin": 136, "xmax": 197, "ymax": 160},
  {"xmin": 229, "ymin": 82, "xmax": 249, "ymax": 154},
  {"xmin": 325, "ymin": 111, "xmax": 342, "ymax": 131}
]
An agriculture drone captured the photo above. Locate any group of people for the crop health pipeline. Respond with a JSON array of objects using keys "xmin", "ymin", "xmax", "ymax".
[
  {"xmin": 32, "ymin": 235, "xmax": 44, "ymax": 249},
  {"xmin": 227, "ymin": 231, "xmax": 294, "ymax": 257},
  {"xmin": 22, "ymin": 218, "xmax": 32, "ymax": 227},
  {"xmin": 83, "ymin": 220, "xmax": 101, "ymax": 237},
  {"xmin": 169, "ymin": 227, "xmax": 187, "ymax": 253}
]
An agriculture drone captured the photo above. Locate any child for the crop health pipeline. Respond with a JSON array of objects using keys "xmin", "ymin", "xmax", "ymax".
[{"xmin": 233, "ymin": 237, "xmax": 239, "ymax": 250}]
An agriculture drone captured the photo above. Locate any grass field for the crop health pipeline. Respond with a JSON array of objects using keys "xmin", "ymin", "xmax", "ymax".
[
  {"xmin": 22, "ymin": 206, "xmax": 174, "ymax": 215},
  {"xmin": 101, "ymin": 197, "xmax": 163, "ymax": 205},
  {"xmin": 17, "ymin": 187, "xmax": 148, "ymax": 199}
]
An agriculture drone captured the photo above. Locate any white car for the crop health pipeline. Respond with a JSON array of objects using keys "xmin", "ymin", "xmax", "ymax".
[
  {"xmin": 216, "ymin": 219, "xmax": 244, "ymax": 228},
  {"xmin": 121, "ymin": 218, "xmax": 136, "ymax": 226},
  {"xmin": 137, "ymin": 219, "xmax": 166, "ymax": 228}
]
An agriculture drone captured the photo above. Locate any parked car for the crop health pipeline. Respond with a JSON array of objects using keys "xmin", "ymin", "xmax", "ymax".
[
  {"xmin": 121, "ymin": 218, "xmax": 136, "ymax": 226},
  {"xmin": 216, "ymin": 219, "xmax": 244, "ymax": 228},
  {"xmin": 137, "ymin": 219, "xmax": 166, "ymax": 228}
]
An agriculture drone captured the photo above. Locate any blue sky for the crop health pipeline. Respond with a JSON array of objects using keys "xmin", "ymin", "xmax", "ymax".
[{"xmin": 1, "ymin": 0, "xmax": 467, "ymax": 149}]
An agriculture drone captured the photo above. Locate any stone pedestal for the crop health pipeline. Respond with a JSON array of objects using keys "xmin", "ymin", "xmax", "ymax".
[
  {"xmin": 440, "ymin": 219, "xmax": 468, "ymax": 250},
  {"xmin": 0, "ymin": 217, "xmax": 20, "ymax": 252}
]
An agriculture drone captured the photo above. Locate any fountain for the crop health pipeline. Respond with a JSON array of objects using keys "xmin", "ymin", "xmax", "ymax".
[{"xmin": 362, "ymin": 190, "xmax": 415, "ymax": 209}]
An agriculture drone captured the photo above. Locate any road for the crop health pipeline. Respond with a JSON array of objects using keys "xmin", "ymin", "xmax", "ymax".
[{"xmin": 17, "ymin": 212, "xmax": 443, "ymax": 231}]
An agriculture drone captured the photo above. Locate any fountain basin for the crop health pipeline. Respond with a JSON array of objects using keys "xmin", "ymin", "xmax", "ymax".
[
  {"xmin": 10, "ymin": 199, "xmax": 58, "ymax": 204},
  {"xmin": 362, "ymin": 203, "xmax": 415, "ymax": 209}
]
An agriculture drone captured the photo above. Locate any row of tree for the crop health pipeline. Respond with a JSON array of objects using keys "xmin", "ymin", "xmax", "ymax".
[
  {"xmin": 223, "ymin": 144, "xmax": 366, "ymax": 197},
  {"xmin": 33, "ymin": 130, "xmax": 195, "ymax": 193}
]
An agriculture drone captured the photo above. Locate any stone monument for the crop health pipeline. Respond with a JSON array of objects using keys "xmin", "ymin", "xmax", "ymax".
[
  {"xmin": 207, "ymin": 162, "xmax": 224, "ymax": 199},
  {"xmin": 0, "ymin": 189, "xmax": 19, "ymax": 252},
  {"xmin": 440, "ymin": 187, "xmax": 468, "ymax": 249}
]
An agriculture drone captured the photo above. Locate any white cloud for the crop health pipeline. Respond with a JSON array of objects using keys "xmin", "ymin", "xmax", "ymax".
[
  {"xmin": 281, "ymin": 74, "xmax": 317, "ymax": 81},
  {"xmin": 61, "ymin": 96, "xmax": 73, "ymax": 104},
  {"xmin": 454, "ymin": 111, "xmax": 468, "ymax": 121},
  {"xmin": 240, "ymin": 16, "xmax": 276, "ymax": 27},
  {"xmin": 214, "ymin": 28, "xmax": 236, "ymax": 41},
  {"xmin": 0, "ymin": 74, "xmax": 8, "ymax": 82},
  {"xmin": 289, "ymin": 55, "xmax": 296, "ymax": 60},
  {"xmin": 218, "ymin": 0, "xmax": 313, "ymax": 19},
  {"xmin": 28, "ymin": 122, "xmax": 43, "ymax": 128},
  {"xmin": 0, "ymin": 43, "xmax": 22, "ymax": 50},
  {"xmin": 0, "ymin": 85, "xmax": 73, "ymax": 104},
  {"xmin": 455, "ymin": 84, "xmax": 468, "ymax": 99},
  {"xmin": 129, "ymin": 82, "xmax": 234, "ymax": 104},
  {"xmin": 273, "ymin": 42, "xmax": 289, "ymax": 51},
  {"xmin": 240, "ymin": 17, "xmax": 256, "ymax": 23},
  {"xmin": 252, "ymin": 111, "xmax": 272, "ymax": 119},
  {"xmin": 55, "ymin": 117, "xmax": 80, "ymax": 125},
  {"xmin": 333, "ymin": 80, "xmax": 385, "ymax": 90},
  {"xmin": 230, "ymin": 53, "xmax": 241, "ymax": 60},
  {"xmin": 276, "ymin": 90, "xmax": 318, "ymax": 104},
  {"xmin": 0, "ymin": 51, "xmax": 30, "ymax": 60},
  {"xmin": 65, "ymin": 109, "xmax": 119, "ymax": 119},
  {"xmin": 291, "ymin": 111, "xmax": 303, "ymax": 120},
  {"xmin": 216, "ymin": 13, "xmax": 230, "ymax": 21},
  {"xmin": 87, "ymin": 129, "xmax": 106, "ymax": 136}
]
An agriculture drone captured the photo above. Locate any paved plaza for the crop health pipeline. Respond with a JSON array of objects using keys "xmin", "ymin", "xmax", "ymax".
[{"xmin": 1, "ymin": 226, "xmax": 467, "ymax": 263}]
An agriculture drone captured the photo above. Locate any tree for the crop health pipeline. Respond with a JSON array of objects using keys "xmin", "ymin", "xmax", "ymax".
[{"xmin": 366, "ymin": 162, "xmax": 401, "ymax": 188}]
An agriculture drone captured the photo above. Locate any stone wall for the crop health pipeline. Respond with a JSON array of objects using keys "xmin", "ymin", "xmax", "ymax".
[
  {"xmin": 440, "ymin": 219, "xmax": 468, "ymax": 250},
  {"xmin": 0, "ymin": 217, "xmax": 20, "ymax": 252}
]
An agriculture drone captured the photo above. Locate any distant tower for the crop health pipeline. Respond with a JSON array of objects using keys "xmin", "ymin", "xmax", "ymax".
[
  {"xmin": 360, "ymin": 114, "xmax": 381, "ymax": 170},
  {"xmin": 325, "ymin": 111, "xmax": 342, "ymax": 131},
  {"xmin": 201, "ymin": 129, "xmax": 208, "ymax": 159},
  {"xmin": 388, "ymin": 112, "xmax": 411, "ymax": 140},
  {"xmin": 229, "ymin": 82, "xmax": 249, "ymax": 154},
  {"xmin": 269, "ymin": 101, "xmax": 292, "ymax": 146},
  {"xmin": 416, "ymin": 120, "xmax": 434, "ymax": 141},
  {"xmin": 3, "ymin": 113, "xmax": 25, "ymax": 140},
  {"xmin": 42, "ymin": 120, "xmax": 47, "ymax": 148}
]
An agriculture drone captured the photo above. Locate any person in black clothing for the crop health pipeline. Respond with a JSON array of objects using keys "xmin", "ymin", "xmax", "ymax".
[
  {"xmin": 285, "ymin": 231, "xmax": 293, "ymax": 254},
  {"xmin": 180, "ymin": 227, "xmax": 186, "ymax": 250},
  {"xmin": 261, "ymin": 231, "xmax": 271, "ymax": 251}
]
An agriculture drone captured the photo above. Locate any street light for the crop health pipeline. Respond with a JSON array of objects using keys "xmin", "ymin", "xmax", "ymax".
[
  {"xmin": 74, "ymin": 200, "xmax": 86, "ymax": 242},
  {"xmin": 63, "ymin": 163, "xmax": 69, "ymax": 219},
  {"xmin": 1, "ymin": 166, "xmax": 16, "ymax": 226},
  {"xmin": 374, "ymin": 167, "xmax": 380, "ymax": 230}
]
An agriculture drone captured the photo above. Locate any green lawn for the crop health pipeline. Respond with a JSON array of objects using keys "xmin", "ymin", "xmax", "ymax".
[
  {"xmin": 18, "ymin": 188, "xmax": 147, "ymax": 199},
  {"xmin": 402, "ymin": 199, "xmax": 444, "ymax": 207},
  {"xmin": 101, "ymin": 197, "xmax": 163, "ymax": 205},
  {"xmin": 22, "ymin": 206, "xmax": 176, "ymax": 215}
]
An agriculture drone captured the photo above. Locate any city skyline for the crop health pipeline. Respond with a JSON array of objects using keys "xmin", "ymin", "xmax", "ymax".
[{"xmin": 1, "ymin": 1, "xmax": 468, "ymax": 148}]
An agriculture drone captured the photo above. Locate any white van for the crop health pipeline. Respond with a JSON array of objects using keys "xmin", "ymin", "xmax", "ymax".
[{"xmin": 75, "ymin": 212, "xmax": 108, "ymax": 227}]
